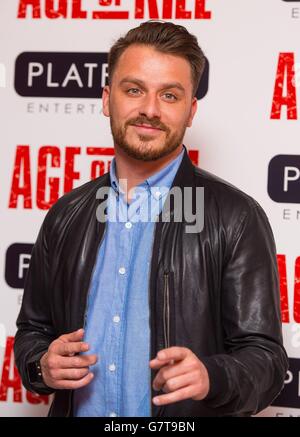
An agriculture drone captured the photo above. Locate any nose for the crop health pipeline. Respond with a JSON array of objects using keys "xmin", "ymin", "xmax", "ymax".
[{"xmin": 138, "ymin": 92, "xmax": 161, "ymax": 120}]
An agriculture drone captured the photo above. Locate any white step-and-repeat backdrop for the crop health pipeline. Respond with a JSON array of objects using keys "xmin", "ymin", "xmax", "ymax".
[{"xmin": 0, "ymin": 0, "xmax": 299, "ymax": 417}]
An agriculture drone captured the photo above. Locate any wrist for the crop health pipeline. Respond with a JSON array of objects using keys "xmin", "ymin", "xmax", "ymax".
[{"xmin": 27, "ymin": 351, "xmax": 49, "ymax": 388}]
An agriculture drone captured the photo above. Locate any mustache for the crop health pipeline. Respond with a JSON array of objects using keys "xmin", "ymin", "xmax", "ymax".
[{"xmin": 126, "ymin": 117, "xmax": 168, "ymax": 131}]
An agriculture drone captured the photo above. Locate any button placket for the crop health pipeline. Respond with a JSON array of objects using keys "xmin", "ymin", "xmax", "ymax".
[{"xmin": 107, "ymin": 214, "xmax": 133, "ymax": 417}]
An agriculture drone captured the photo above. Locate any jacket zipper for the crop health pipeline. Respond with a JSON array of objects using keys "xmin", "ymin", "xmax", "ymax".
[
  {"xmin": 163, "ymin": 272, "xmax": 170, "ymax": 349},
  {"xmin": 154, "ymin": 271, "xmax": 170, "ymax": 417},
  {"xmin": 65, "ymin": 222, "xmax": 107, "ymax": 418}
]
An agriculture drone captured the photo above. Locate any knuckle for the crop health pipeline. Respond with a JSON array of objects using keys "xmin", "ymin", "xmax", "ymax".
[
  {"xmin": 184, "ymin": 387, "xmax": 191, "ymax": 397},
  {"xmin": 188, "ymin": 360, "xmax": 196, "ymax": 370},
  {"xmin": 165, "ymin": 380, "xmax": 174, "ymax": 391},
  {"xmin": 73, "ymin": 357, "xmax": 82, "ymax": 367},
  {"xmin": 74, "ymin": 369, "xmax": 83, "ymax": 379},
  {"xmin": 160, "ymin": 369, "xmax": 168, "ymax": 381},
  {"xmin": 188, "ymin": 359, "xmax": 198, "ymax": 370},
  {"xmin": 193, "ymin": 359, "xmax": 201, "ymax": 370},
  {"xmin": 57, "ymin": 335, "xmax": 67, "ymax": 344},
  {"xmin": 65, "ymin": 344, "xmax": 71, "ymax": 353},
  {"xmin": 48, "ymin": 342, "xmax": 57, "ymax": 353},
  {"xmin": 47, "ymin": 357, "xmax": 56, "ymax": 369},
  {"xmin": 50, "ymin": 369, "xmax": 59, "ymax": 379}
]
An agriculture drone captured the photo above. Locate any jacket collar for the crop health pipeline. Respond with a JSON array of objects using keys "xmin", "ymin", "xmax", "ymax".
[{"xmin": 169, "ymin": 144, "xmax": 195, "ymax": 190}]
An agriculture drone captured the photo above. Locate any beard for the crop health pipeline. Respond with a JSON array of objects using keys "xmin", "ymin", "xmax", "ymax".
[{"xmin": 110, "ymin": 114, "xmax": 187, "ymax": 161}]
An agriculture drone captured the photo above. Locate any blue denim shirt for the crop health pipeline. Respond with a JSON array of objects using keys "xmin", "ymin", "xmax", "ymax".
[{"xmin": 73, "ymin": 148, "xmax": 184, "ymax": 417}]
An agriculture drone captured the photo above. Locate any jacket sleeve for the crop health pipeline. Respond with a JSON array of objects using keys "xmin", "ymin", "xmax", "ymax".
[
  {"xmin": 201, "ymin": 201, "xmax": 288, "ymax": 416},
  {"xmin": 14, "ymin": 212, "xmax": 56, "ymax": 395}
]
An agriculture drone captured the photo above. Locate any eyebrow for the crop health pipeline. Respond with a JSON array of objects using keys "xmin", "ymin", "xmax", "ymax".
[{"xmin": 119, "ymin": 77, "xmax": 185, "ymax": 93}]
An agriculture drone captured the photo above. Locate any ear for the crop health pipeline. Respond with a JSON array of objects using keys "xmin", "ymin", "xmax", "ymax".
[
  {"xmin": 102, "ymin": 85, "xmax": 110, "ymax": 117},
  {"xmin": 187, "ymin": 97, "xmax": 198, "ymax": 127}
]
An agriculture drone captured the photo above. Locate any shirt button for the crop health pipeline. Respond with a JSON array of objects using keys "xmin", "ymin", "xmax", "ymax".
[
  {"xmin": 109, "ymin": 412, "xmax": 117, "ymax": 417},
  {"xmin": 155, "ymin": 191, "xmax": 161, "ymax": 199},
  {"xmin": 109, "ymin": 363, "xmax": 116, "ymax": 372},
  {"xmin": 119, "ymin": 267, "xmax": 126, "ymax": 275},
  {"xmin": 113, "ymin": 315, "xmax": 120, "ymax": 324},
  {"xmin": 125, "ymin": 222, "xmax": 132, "ymax": 229}
]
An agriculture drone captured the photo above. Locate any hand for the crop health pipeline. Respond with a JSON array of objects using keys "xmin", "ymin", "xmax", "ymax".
[
  {"xmin": 40, "ymin": 328, "xmax": 97, "ymax": 390},
  {"xmin": 149, "ymin": 347, "xmax": 209, "ymax": 407}
]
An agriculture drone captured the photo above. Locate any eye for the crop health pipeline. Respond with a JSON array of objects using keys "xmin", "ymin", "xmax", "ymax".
[
  {"xmin": 163, "ymin": 93, "xmax": 178, "ymax": 101},
  {"xmin": 127, "ymin": 88, "xmax": 142, "ymax": 96}
]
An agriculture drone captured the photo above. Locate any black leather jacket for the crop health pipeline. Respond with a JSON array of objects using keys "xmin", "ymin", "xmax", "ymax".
[{"xmin": 14, "ymin": 148, "xmax": 288, "ymax": 417}]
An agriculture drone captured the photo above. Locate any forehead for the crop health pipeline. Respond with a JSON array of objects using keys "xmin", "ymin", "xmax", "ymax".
[{"xmin": 113, "ymin": 44, "xmax": 192, "ymax": 88}]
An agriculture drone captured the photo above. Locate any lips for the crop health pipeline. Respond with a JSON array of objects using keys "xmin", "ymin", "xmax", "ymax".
[{"xmin": 132, "ymin": 124, "xmax": 163, "ymax": 131}]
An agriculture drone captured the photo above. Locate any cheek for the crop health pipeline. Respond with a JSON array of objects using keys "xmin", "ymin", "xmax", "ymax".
[
  {"xmin": 113, "ymin": 94, "xmax": 139, "ymax": 117},
  {"xmin": 166, "ymin": 113, "xmax": 189, "ymax": 130},
  {"xmin": 163, "ymin": 103, "xmax": 190, "ymax": 125}
]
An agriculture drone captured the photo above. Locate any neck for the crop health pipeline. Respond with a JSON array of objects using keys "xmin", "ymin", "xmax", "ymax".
[{"xmin": 113, "ymin": 144, "xmax": 183, "ymax": 200}]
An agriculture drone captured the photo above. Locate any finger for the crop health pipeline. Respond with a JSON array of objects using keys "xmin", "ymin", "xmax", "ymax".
[
  {"xmin": 156, "ymin": 347, "xmax": 188, "ymax": 362},
  {"xmin": 54, "ymin": 341, "xmax": 89, "ymax": 356},
  {"xmin": 150, "ymin": 347, "xmax": 188, "ymax": 369},
  {"xmin": 153, "ymin": 386, "xmax": 194, "ymax": 406},
  {"xmin": 59, "ymin": 329, "xmax": 85, "ymax": 343},
  {"xmin": 55, "ymin": 372, "xmax": 94, "ymax": 390},
  {"xmin": 52, "ymin": 367, "xmax": 90, "ymax": 381},
  {"xmin": 161, "ymin": 372, "xmax": 198, "ymax": 394},
  {"xmin": 150, "ymin": 358, "xmax": 176, "ymax": 369},
  {"xmin": 153, "ymin": 361, "xmax": 191, "ymax": 391},
  {"xmin": 59, "ymin": 354, "xmax": 98, "ymax": 369}
]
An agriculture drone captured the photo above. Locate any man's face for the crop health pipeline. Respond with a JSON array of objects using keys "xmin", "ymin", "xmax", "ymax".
[{"xmin": 102, "ymin": 44, "xmax": 198, "ymax": 161}]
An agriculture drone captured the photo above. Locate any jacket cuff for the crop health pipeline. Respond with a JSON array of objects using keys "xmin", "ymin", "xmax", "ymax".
[
  {"xmin": 26, "ymin": 349, "xmax": 55, "ymax": 395},
  {"xmin": 200, "ymin": 356, "xmax": 229, "ymax": 405}
]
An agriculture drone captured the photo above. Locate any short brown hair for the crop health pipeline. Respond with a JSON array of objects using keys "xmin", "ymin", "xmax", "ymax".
[{"xmin": 108, "ymin": 20, "xmax": 206, "ymax": 97}]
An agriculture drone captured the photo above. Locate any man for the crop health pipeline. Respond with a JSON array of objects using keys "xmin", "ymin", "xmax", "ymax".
[{"xmin": 15, "ymin": 21, "xmax": 288, "ymax": 417}]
